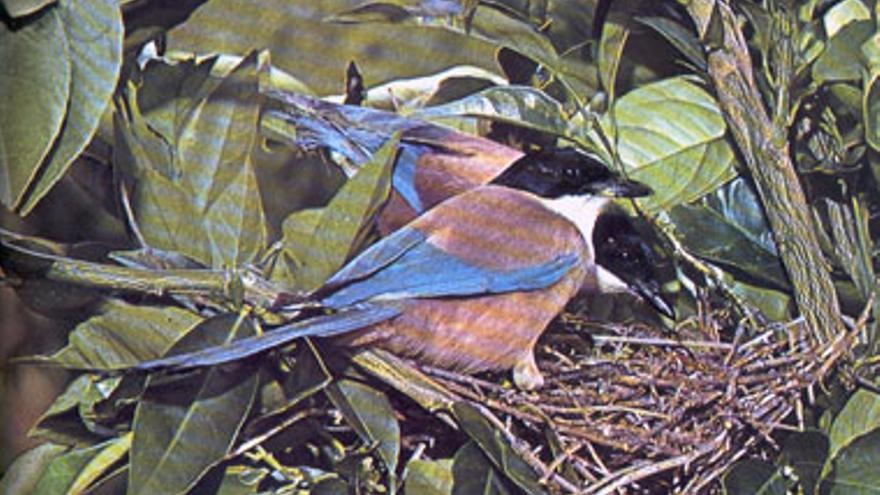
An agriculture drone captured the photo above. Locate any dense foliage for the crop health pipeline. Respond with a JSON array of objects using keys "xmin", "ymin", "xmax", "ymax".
[{"xmin": 1, "ymin": 0, "xmax": 879, "ymax": 493}]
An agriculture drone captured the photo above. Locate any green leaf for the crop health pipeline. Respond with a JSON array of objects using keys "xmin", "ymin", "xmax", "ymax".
[
  {"xmin": 452, "ymin": 403, "xmax": 545, "ymax": 495},
  {"xmin": 597, "ymin": 14, "xmax": 629, "ymax": 102},
  {"xmin": 813, "ymin": 20, "xmax": 873, "ymax": 83},
  {"xmin": 0, "ymin": 6, "xmax": 70, "ymax": 211},
  {"xmin": 637, "ymin": 16, "xmax": 706, "ymax": 71},
  {"xmin": 17, "ymin": 0, "xmax": 123, "ymax": 215},
  {"xmin": 412, "ymin": 86, "xmax": 569, "ymax": 139},
  {"xmin": 823, "ymin": 0, "xmax": 871, "ymax": 37},
  {"xmin": 114, "ymin": 95, "xmax": 212, "ymax": 265},
  {"xmin": 176, "ymin": 50, "xmax": 269, "ymax": 267},
  {"xmin": 669, "ymin": 179, "xmax": 789, "ymax": 291},
  {"xmin": 405, "ymin": 458, "xmax": 454, "ymax": 495},
  {"xmin": 326, "ymin": 379, "xmax": 400, "ymax": 473},
  {"xmin": 821, "ymin": 428, "xmax": 880, "ymax": 494},
  {"xmin": 34, "ymin": 299, "xmax": 201, "ymax": 369},
  {"xmin": 451, "ymin": 442, "xmax": 514, "ymax": 495},
  {"xmin": 281, "ymin": 134, "xmax": 399, "ymax": 290},
  {"xmin": 31, "ymin": 435, "xmax": 131, "ymax": 495},
  {"xmin": 353, "ymin": 65, "xmax": 504, "ymax": 112},
  {"xmin": 826, "ymin": 390, "xmax": 880, "ymax": 475},
  {"xmin": 129, "ymin": 313, "xmax": 260, "ymax": 495},
  {"xmin": 862, "ymin": 34, "xmax": 880, "ymax": 152},
  {"xmin": 0, "ymin": 443, "xmax": 68, "ymax": 495},
  {"xmin": 597, "ymin": 76, "xmax": 736, "ymax": 212},
  {"xmin": 1, "ymin": 0, "xmax": 54, "ymax": 17},
  {"xmin": 167, "ymin": 0, "xmax": 496, "ymax": 95},
  {"xmin": 780, "ymin": 430, "xmax": 828, "ymax": 495},
  {"xmin": 722, "ymin": 459, "xmax": 787, "ymax": 495},
  {"xmin": 31, "ymin": 374, "xmax": 121, "ymax": 445}
]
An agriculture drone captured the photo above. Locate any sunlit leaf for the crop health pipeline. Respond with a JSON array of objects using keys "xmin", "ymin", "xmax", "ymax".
[
  {"xmin": 597, "ymin": 76, "xmax": 736, "ymax": 212},
  {"xmin": 412, "ymin": 86, "xmax": 569, "ymax": 138},
  {"xmin": 0, "ymin": 6, "xmax": 69, "ymax": 210},
  {"xmin": 326, "ymin": 379, "xmax": 400, "ymax": 473},
  {"xmin": 129, "ymin": 313, "xmax": 260, "ymax": 495},
  {"xmin": 281, "ymin": 134, "xmax": 399, "ymax": 291},
  {"xmin": 30, "ymin": 435, "xmax": 130, "ymax": 495},
  {"xmin": 17, "ymin": 0, "xmax": 123, "ymax": 215},
  {"xmin": 0, "ymin": 443, "xmax": 68, "ymax": 495},
  {"xmin": 33, "ymin": 299, "xmax": 201, "ymax": 370},
  {"xmin": 823, "ymin": 0, "xmax": 871, "ymax": 37}
]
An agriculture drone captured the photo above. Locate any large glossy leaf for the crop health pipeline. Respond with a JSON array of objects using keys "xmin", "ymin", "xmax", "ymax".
[
  {"xmin": 167, "ymin": 0, "xmax": 496, "ymax": 95},
  {"xmin": 826, "ymin": 390, "xmax": 880, "ymax": 475},
  {"xmin": 0, "ymin": 443, "xmax": 68, "ymax": 495},
  {"xmin": 669, "ymin": 178, "xmax": 788, "ymax": 290},
  {"xmin": 821, "ymin": 428, "xmax": 880, "ymax": 494},
  {"xmin": 281, "ymin": 134, "xmax": 399, "ymax": 291},
  {"xmin": 34, "ymin": 299, "xmax": 201, "ymax": 370},
  {"xmin": 597, "ymin": 76, "xmax": 736, "ymax": 212},
  {"xmin": 411, "ymin": 86, "xmax": 569, "ymax": 139},
  {"xmin": 129, "ymin": 313, "xmax": 260, "ymax": 495},
  {"xmin": 176, "ymin": 50, "xmax": 268, "ymax": 267},
  {"xmin": 30, "ymin": 434, "xmax": 131, "ymax": 495},
  {"xmin": 722, "ymin": 459, "xmax": 787, "ymax": 495},
  {"xmin": 452, "ymin": 403, "xmax": 545, "ymax": 495},
  {"xmin": 17, "ymin": 0, "xmax": 123, "ymax": 215},
  {"xmin": 326, "ymin": 379, "xmax": 400, "ymax": 474},
  {"xmin": 0, "ymin": 6, "xmax": 69, "ymax": 211},
  {"xmin": 114, "ymin": 96, "xmax": 212, "ymax": 265}
]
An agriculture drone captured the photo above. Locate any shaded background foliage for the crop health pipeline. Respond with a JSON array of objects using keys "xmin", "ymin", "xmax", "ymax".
[{"xmin": 1, "ymin": 0, "xmax": 880, "ymax": 493}]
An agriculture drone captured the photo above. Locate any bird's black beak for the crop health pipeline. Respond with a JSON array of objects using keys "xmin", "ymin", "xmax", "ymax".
[
  {"xmin": 629, "ymin": 277, "xmax": 675, "ymax": 319},
  {"xmin": 589, "ymin": 177, "xmax": 653, "ymax": 198}
]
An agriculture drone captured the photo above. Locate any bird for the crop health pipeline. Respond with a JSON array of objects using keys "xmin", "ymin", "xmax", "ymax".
[{"xmin": 132, "ymin": 152, "xmax": 672, "ymax": 390}]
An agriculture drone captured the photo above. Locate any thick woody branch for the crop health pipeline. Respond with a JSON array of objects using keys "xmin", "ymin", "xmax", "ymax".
[{"xmin": 684, "ymin": 1, "xmax": 844, "ymax": 345}]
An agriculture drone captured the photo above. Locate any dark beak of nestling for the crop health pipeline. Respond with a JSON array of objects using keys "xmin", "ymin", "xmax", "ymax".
[
  {"xmin": 629, "ymin": 277, "xmax": 676, "ymax": 319},
  {"xmin": 588, "ymin": 177, "xmax": 653, "ymax": 198}
]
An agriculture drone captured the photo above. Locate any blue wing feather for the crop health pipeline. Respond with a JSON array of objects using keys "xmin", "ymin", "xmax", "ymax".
[{"xmin": 322, "ymin": 239, "xmax": 578, "ymax": 309}]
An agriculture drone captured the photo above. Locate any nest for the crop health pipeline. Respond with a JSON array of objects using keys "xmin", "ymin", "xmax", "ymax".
[{"xmin": 384, "ymin": 303, "xmax": 850, "ymax": 494}]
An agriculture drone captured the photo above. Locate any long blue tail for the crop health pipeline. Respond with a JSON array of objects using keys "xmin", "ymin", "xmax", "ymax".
[{"xmin": 133, "ymin": 303, "xmax": 401, "ymax": 373}]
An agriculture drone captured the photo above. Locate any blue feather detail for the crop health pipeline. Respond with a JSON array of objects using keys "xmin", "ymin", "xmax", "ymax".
[
  {"xmin": 322, "ymin": 239, "xmax": 578, "ymax": 309},
  {"xmin": 392, "ymin": 145, "xmax": 428, "ymax": 213},
  {"xmin": 324, "ymin": 227, "xmax": 426, "ymax": 288},
  {"xmin": 133, "ymin": 304, "xmax": 401, "ymax": 372}
]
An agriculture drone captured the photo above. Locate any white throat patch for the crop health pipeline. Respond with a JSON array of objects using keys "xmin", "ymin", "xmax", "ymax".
[{"xmin": 539, "ymin": 195, "xmax": 611, "ymax": 247}]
